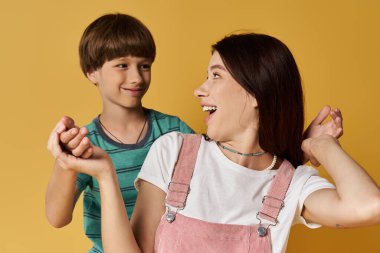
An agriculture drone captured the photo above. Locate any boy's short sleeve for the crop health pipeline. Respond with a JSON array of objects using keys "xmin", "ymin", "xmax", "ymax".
[
  {"xmin": 178, "ymin": 118, "xmax": 195, "ymax": 134},
  {"xmin": 76, "ymin": 173, "xmax": 92, "ymax": 192},
  {"xmin": 135, "ymin": 132, "xmax": 184, "ymax": 193}
]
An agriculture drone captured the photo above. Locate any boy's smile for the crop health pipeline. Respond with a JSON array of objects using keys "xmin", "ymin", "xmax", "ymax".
[
  {"xmin": 120, "ymin": 85, "xmax": 146, "ymax": 97},
  {"xmin": 87, "ymin": 55, "xmax": 152, "ymax": 109}
]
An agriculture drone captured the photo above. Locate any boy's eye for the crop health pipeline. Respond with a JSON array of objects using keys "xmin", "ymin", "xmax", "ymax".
[
  {"xmin": 140, "ymin": 64, "xmax": 151, "ymax": 71},
  {"xmin": 116, "ymin": 64, "xmax": 127, "ymax": 68}
]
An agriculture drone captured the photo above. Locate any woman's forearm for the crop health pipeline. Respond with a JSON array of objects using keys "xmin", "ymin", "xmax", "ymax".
[
  {"xmin": 98, "ymin": 171, "xmax": 142, "ymax": 253},
  {"xmin": 310, "ymin": 136, "xmax": 380, "ymax": 224}
]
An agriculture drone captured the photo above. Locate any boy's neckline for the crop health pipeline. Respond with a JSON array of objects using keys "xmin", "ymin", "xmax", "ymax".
[
  {"xmin": 98, "ymin": 114, "xmax": 147, "ymax": 144},
  {"xmin": 94, "ymin": 108, "xmax": 152, "ymax": 149}
]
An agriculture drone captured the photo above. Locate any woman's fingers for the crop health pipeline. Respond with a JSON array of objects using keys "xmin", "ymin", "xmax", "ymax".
[
  {"xmin": 56, "ymin": 145, "xmax": 112, "ymax": 178},
  {"xmin": 311, "ymin": 105, "xmax": 331, "ymax": 126},
  {"xmin": 330, "ymin": 108, "xmax": 343, "ymax": 138}
]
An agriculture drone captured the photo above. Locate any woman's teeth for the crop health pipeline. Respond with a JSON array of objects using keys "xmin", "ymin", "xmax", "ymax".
[{"xmin": 202, "ymin": 106, "xmax": 217, "ymax": 112}]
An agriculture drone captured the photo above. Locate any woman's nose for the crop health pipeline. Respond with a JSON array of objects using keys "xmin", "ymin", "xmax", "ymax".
[{"xmin": 194, "ymin": 81, "xmax": 209, "ymax": 98}]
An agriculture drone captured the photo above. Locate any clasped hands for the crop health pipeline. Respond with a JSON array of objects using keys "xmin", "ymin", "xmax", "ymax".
[{"xmin": 47, "ymin": 116, "xmax": 113, "ymax": 179}]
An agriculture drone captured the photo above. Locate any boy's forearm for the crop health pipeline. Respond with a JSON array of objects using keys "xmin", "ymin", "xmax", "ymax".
[{"xmin": 45, "ymin": 161, "xmax": 79, "ymax": 228}]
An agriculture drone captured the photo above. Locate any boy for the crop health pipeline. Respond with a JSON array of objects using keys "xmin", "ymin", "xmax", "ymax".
[{"xmin": 45, "ymin": 13, "xmax": 193, "ymax": 253}]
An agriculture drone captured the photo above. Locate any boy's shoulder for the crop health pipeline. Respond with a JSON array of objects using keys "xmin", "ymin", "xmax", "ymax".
[
  {"xmin": 148, "ymin": 109, "xmax": 194, "ymax": 134},
  {"xmin": 82, "ymin": 118, "xmax": 102, "ymax": 143},
  {"xmin": 84, "ymin": 118, "xmax": 98, "ymax": 132},
  {"xmin": 149, "ymin": 108, "xmax": 179, "ymax": 121}
]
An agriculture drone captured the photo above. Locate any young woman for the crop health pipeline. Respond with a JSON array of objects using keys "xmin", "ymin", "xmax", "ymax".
[{"xmin": 48, "ymin": 33, "xmax": 380, "ymax": 253}]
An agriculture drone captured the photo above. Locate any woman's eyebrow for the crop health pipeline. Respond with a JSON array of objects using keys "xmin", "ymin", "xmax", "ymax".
[{"xmin": 210, "ymin": 64, "xmax": 227, "ymax": 71}]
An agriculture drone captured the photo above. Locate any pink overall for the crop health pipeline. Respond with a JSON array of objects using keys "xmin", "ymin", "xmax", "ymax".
[{"xmin": 155, "ymin": 134, "xmax": 295, "ymax": 253}]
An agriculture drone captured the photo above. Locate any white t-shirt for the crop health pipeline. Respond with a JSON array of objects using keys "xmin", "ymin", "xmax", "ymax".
[{"xmin": 136, "ymin": 132, "xmax": 335, "ymax": 253}]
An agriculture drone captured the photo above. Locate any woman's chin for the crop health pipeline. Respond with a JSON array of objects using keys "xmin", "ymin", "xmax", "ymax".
[{"xmin": 205, "ymin": 129, "xmax": 221, "ymax": 142}]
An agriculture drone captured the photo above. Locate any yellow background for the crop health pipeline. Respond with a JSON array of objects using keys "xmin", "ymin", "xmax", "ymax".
[{"xmin": 0, "ymin": 0, "xmax": 379, "ymax": 252}]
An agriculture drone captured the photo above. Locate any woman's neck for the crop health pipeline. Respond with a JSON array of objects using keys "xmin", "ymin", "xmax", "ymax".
[{"xmin": 217, "ymin": 134, "xmax": 277, "ymax": 171}]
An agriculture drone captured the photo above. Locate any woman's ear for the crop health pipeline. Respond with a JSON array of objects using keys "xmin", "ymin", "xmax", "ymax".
[
  {"xmin": 253, "ymin": 97, "xmax": 258, "ymax": 108},
  {"xmin": 250, "ymin": 94, "xmax": 258, "ymax": 109}
]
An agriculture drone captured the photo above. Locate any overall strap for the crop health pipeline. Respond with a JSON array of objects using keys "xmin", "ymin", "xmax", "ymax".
[
  {"xmin": 257, "ymin": 159, "xmax": 295, "ymax": 224},
  {"xmin": 165, "ymin": 134, "xmax": 202, "ymax": 209}
]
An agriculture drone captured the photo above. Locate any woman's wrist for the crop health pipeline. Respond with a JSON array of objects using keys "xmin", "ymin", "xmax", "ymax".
[
  {"xmin": 309, "ymin": 135, "xmax": 340, "ymax": 161},
  {"xmin": 96, "ymin": 164, "xmax": 117, "ymax": 186}
]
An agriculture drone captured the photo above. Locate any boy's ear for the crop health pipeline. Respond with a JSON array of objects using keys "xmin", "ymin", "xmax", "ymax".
[{"xmin": 86, "ymin": 70, "xmax": 98, "ymax": 84}]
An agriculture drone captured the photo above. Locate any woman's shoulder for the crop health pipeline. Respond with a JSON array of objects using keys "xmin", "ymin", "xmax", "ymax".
[
  {"xmin": 148, "ymin": 132, "xmax": 203, "ymax": 163},
  {"xmin": 291, "ymin": 164, "xmax": 335, "ymax": 194},
  {"xmin": 153, "ymin": 131, "xmax": 186, "ymax": 147},
  {"xmin": 153, "ymin": 132, "xmax": 202, "ymax": 148},
  {"xmin": 294, "ymin": 164, "xmax": 321, "ymax": 177}
]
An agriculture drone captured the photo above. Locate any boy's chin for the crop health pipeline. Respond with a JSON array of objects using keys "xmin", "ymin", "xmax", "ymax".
[{"xmin": 118, "ymin": 101, "xmax": 144, "ymax": 110}]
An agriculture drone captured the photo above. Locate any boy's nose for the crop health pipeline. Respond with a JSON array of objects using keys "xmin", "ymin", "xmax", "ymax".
[{"xmin": 128, "ymin": 68, "xmax": 143, "ymax": 85}]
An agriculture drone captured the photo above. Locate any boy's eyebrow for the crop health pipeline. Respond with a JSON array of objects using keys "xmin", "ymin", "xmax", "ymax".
[
  {"xmin": 115, "ymin": 57, "xmax": 128, "ymax": 60},
  {"xmin": 114, "ymin": 56, "xmax": 152, "ymax": 62},
  {"xmin": 210, "ymin": 64, "xmax": 227, "ymax": 71}
]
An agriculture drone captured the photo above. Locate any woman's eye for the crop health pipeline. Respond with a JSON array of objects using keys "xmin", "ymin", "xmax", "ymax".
[
  {"xmin": 212, "ymin": 72, "xmax": 220, "ymax": 79},
  {"xmin": 116, "ymin": 64, "xmax": 127, "ymax": 68}
]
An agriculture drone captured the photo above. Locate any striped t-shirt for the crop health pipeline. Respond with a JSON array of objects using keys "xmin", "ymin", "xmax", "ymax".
[{"xmin": 76, "ymin": 109, "xmax": 194, "ymax": 253}]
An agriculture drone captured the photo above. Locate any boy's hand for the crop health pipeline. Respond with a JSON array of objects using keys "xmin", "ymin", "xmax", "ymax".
[
  {"xmin": 50, "ymin": 131, "xmax": 113, "ymax": 180},
  {"xmin": 60, "ymin": 127, "xmax": 93, "ymax": 158},
  {"xmin": 47, "ymin": 116, "xmax": 93, "ymax": 159},
  {"xmin": 304, "ymin": 106, "xmax": 343, "ymax": 140}
]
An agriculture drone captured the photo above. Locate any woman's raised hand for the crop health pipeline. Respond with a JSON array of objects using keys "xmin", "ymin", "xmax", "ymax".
[
  {"xmin": 302, "ymin": 106, "xmax": 343, "ymax": 164},
  {"xmin": 304, "ymin": 106, "xmax": 343, "ymax": 140}
]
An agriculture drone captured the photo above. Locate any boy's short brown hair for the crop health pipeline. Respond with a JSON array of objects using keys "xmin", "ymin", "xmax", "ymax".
[{"xmin": 79, "ymin": 13, "xmax": 156, "ymax": 75}]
